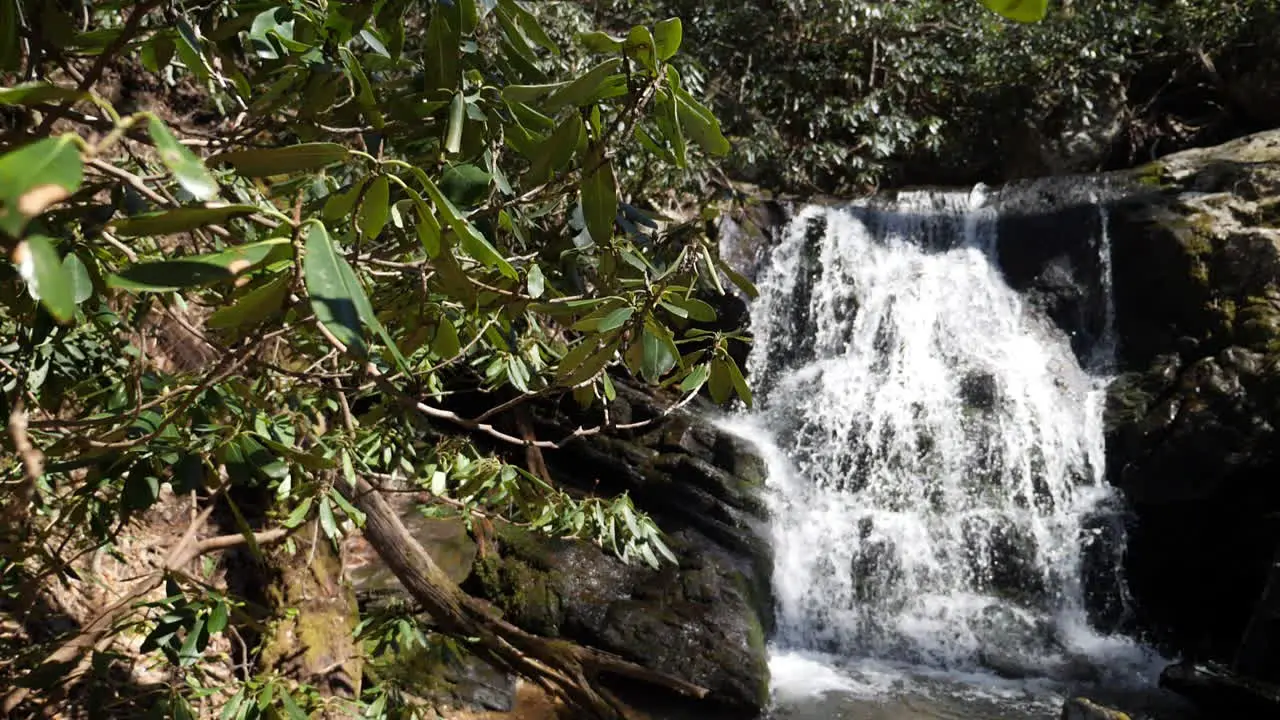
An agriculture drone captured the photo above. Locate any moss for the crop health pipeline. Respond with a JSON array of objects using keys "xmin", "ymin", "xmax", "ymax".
[
  {"xmin": 473, "ymin": 552, "xmax": 563, "ymax": 637},
  {"xmin": 1132, "ymin": 161, "xmax": 1171, "ymax": 189}
]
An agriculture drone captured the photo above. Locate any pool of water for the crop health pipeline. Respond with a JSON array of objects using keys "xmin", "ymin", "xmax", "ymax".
[{"xmin": 766, "ymin": 650, "xmax": 1200, "ymax": 720}]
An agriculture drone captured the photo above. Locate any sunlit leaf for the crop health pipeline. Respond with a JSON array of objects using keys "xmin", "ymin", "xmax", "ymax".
[
  {"xmin": 148, "ymin": 116, "xmax": 218, "ymax": 201},
  {"xmin": 304, "ymin": 222, "xmax": 366, "ymax": 355},
  {"xmin": 111, "ymin": 204, "xmax": 259, "ymax": 237},
  {"xmin": 208, "ymin": 274, "xmax": 290, "ymax": 330},
  {"xmin": 109, "ymin": 239, "xmax": 289, "ymax": 292},
  {"xmin": 13, "ymin": 235, "xmax": 75, "ymax": 322},
  {"xmin": 209, "ymin": 143, "xmax": 350, "ymax": 176},
  {"xmin": 0, "ymin": 82, "xmax": 87, "ymax": 106},
  {"xmin": 358, "ymin": 176, "xmax": 390, "ymax": 239},
  {"xmin": 0, "ymin": 135, "xmax": 84, "ymax": 237},
  {"xmin": 654, "ymin": 18, "xmax": 682, "ymax": 61}
]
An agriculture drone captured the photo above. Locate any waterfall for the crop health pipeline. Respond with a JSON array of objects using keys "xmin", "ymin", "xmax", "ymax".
[{"xmin": 730, "ymin": 189, "xmax": 1159, "ymax": 699}]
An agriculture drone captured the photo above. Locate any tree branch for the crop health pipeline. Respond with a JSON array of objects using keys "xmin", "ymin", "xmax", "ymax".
[{"xmin": 335, "ymin": 475, "xmax": 709, "ymax": 720}]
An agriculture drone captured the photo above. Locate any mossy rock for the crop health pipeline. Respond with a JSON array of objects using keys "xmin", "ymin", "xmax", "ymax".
[{"xmin": 259, "ymin": 524, "xmax": 362, "ymax": 698}]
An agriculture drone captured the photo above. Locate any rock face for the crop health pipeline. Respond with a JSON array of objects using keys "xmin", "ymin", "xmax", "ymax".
[
  {"xmin": 469, "ymin": 382, "xmax": 773, "ymax": 716},
  {"xmin": 1103, "ymin": 133, "xmax": 1280, "ymax": 672},
  {"xmin": 346, "ymin": 380, "xmax": 773, "ymax": 717}
]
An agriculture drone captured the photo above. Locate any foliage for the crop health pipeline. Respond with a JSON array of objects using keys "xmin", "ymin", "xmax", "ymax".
[
  {"xmin": 589, "ymin": 0, "xmax": 1280, "ymax": 192},
  {"xmin": 0, "ymin": 0, "xmax": 1044, "ymax": 717},
  {"xmin": 0, "ymin": 0, "xmax": 753, "ymax": 716}
]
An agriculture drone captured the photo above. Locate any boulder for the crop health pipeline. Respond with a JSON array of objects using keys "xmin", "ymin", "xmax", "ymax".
[
  {"xmin": 346, "ymin": 379, "xmax": 773, "ymax": 717},
  {"xmin": 1160, "ymin": 661, "xmax": 1280, "ymax": 717}
]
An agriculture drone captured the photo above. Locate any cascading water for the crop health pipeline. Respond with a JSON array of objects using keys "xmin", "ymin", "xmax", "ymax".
[{"xmin": 723, "ymin": 188, "xmax": 1162, "ymax": 714}]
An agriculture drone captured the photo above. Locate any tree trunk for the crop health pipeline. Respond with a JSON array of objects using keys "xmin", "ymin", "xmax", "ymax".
[{"xmin": 335, "ymin": 477, "xmax": 709, "ymax": 720}]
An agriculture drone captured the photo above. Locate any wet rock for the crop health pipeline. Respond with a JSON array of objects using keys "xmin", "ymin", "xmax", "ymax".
[
  {"xmin": 1061, "ymin": 697, "xmax": 1131, "ymax": 720},
  {"xmin": 1160, "ymin": 660, "xmax": 1280, "ymax": 717},
  {"xmin": 467, "ymin": 522, "xmax": 770, "ymax": 714},
  {"xmin": 1099, "ymin": 131, "xmax": 1280, "ymax": 664}
]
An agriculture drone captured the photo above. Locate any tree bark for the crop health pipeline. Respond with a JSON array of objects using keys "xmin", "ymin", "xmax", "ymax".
[{"xmin": 335, "ymin": 477, "xmax": 710, "ymax": 720}]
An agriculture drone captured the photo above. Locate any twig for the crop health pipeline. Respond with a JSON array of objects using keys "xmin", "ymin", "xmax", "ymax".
[
  {"xmin": 33, "ymin": 1, "xmax": 163, "ymax": 136},
  {"xmin": 0, "ymin": 511, "xmax": 290, "ymax": 714},
  {"xmin": 3, "ymin": 396, "xmax": 42, "ymax": 536}
]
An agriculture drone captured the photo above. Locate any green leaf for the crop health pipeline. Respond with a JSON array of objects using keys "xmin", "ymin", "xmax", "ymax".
[
  {"xmin": 140, "ymin": 33, "xmax": 176, "ymax": 72},
  {"xmin": 980, "ymin": 0, "xmax": 1050, "ymax": 23},
  {"xmin": 324, "ymin": 179, "xmax": 366, "ymax": 221},
  {"xmin": 283, "ymin": 497, "xmax": 314, "ymax": 528},
  {"xmin": 336, "ymin": 251, "xmax": 410, "ymax": 373},
  {"xmin": 526, "ymin": 264, "xmax": 545, "ymax": 299},
  {"xmin": 445, "ymin": 91, "xmax": 465, "ymax": 155},
  {"xmin": 674, "ymin": 92, "xmax": 730, "ymax": 157},
  {"xmin": 624, "ymin": 26, "xmax": 657, "ymax": 75},
  {"xmin": 639, "ymin": 325, "xmax": 677, "ymax": 382},
  {"xmin": 715, "ymin": 255, "xmax": 759, "ymax": 299},
  {"xmin": 110, "ymin": 204, "xmax": 260, "ymax": 237},
  {"xmin": 280, "ymin": 691, "xmax": 309, "ymax": 720},
  {"xmin": 458, "ymin": 0, "xmax": 480, "ymax": 34},
  {"xmin": 208, "ymin": 274, "xmax": 290, "ymax": 329},
  {"xmin": 63, "ymin": 252, "xmax": 93, "ymax": 305},
  {"xmin": 425, "ymin": 1, "xmax": 460, "ymax": 91},
  {"xmin": 207, "ymin": 602, "xmax": 229, "ymax": 634},
  {"xmin": 0, "ymin": 82, "xmax": 87, "ymax": 106},
  {"xmin": 108, "ymin": 238, "xmax": 289, "ymax": 292},
  {"xmin": 415, "ymin": 199, "xmax": 443, "ymax": 257},
  {"xmin": 679, "ymin": 364, "xmax": 710, "ymax": 393},
  {"xmin": 14, "ymin": 236, "xmax": 76, "ymax": 323},
  {"xmin": 580, "ymin": 147, "xmax": 616, "ymax": 246},
  {"xmin": 219, "ymin": 689, "xmax": 246, "ymax": 720},
  {"xmin": 208, "ymin": 143, "xmax": 349, "ymax": 176},
  {"xmin": 304, "ymin": 222, "xmax": 366, "ymax": 355},
  {"xmin": 178, "ymin": 617, "xmax": 206, "ymax": 666},
  {"xmin": 578, "ymin": 31, "xmax": 624, "ymax": 53},
  {"xmin": 440, "ymin": 164, "xmax": 492, "ymax": 208},
  {"xmin": 318, "ymin": 496, "xmax": 339, "ymax": 539},
  {"xmin": 329, "ymin": 486, "xmax": 366, "ymax": 526},
  {"xmin": 501, "ymin": 0, "xmax": 559, "ymax": 55},
  {"xmin": 667, "ymin": 67, "xmax": 730, "ymax": 156},
  {"xmin": 341, "ymin": 47, "xmax": 386, "ymax": 129},
  {"xmin": 529, "ymin": 113, "xmax": 583, "ymax": 183},
  {"xmin": 664, "ymin": 295, "xmax": 717, "ymax": 322},
  {"xmin": 596, "ymin": 306, "xmax": 633, "ymax": 332},
  {"xmin": 558, "ymin": 339, "xmax": 617, "ymax": 387},
  {"xmin": 148, "ymin": 116, "xmax": 218, "ymax": 201},
  {"xmin": 654, "ymin": 18, "xmax": 682, "ymax": 61},
  {"xmin": 432, "ymin": 318, "xmax": 461, "ymax": 358},
  {"xmin": 358, "ymin": 176, "xmax": 390, "ymax": 239},
  {"xmin": 708, "ymin": 357, "xmax": 732, "ymax": 404},
  {"xmin": 725, "ymin": 354, "xmax": 752, "ymax": 406},
  {"xmin": 542, "ymin": 58, "xmax": 623, "ymax": 111},
  {"xmin": 416, "ymin": 170, "xmax": 516, "ymax": 279},
  {"xmin": 175, "ymin": 18, "xmax": 213, "ymax": 80},
  {"xmin": 502, "ymin": 82, "xmax": 569, "ymax": 104},
  {"xmin": 0, "ymin": 135, "xmax": 84, "ymax": 237}
]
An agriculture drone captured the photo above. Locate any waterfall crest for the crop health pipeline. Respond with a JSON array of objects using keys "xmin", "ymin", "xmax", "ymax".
[{"xmin": 735, "ymin": 190, "xmax": 1158, "ymax": 689}]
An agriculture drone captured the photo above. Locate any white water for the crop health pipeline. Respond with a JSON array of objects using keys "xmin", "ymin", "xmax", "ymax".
[{"xmin": 725, "ymin": 191, "xmax": 1163, "ymax": 713}]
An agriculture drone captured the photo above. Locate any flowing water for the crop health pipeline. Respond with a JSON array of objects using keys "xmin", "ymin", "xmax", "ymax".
[{"xmin": 722, "ymin": 190, "xmax": 1170, "ymax": 718}]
